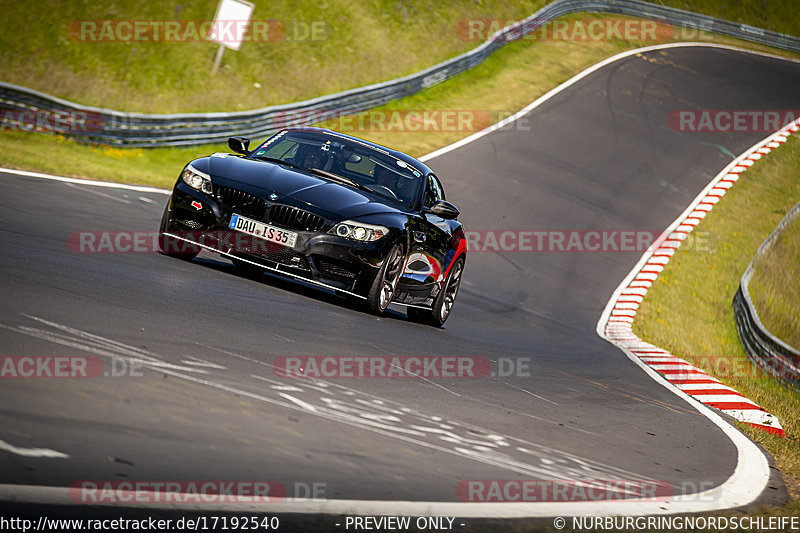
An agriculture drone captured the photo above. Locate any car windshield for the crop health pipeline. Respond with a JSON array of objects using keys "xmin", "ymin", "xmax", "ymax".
[{"xmin": 251, "ymin": 130, "xmax": 424, "ymax": 207}]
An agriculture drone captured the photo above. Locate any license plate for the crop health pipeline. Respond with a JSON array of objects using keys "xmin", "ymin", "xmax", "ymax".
[{"xmin": 229, "ymin": 213, "xmax": 297, "ymax": 247}]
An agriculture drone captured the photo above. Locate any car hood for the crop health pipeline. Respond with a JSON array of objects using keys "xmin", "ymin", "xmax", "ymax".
[{"xmin": 198, "ymin": 154, "xmax": 404, "ymax": 219}]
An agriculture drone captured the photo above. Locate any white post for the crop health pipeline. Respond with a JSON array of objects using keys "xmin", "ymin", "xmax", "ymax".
[{"xmin": 211, "ymin": 43, "xmax": 225, "ymax": 75}]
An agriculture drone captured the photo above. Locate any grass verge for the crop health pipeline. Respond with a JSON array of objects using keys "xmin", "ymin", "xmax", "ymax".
[
  {"xmin": 0, "ymin": 0, "xmax": 547, "ymax": 113},
  {"xmin": 633, "ymin": 134, "xmax": 800, "ymax": 511},
  {"xmin": 1, "ymin": 13, "xmax": 795, "ymax": 188},
  {"xmin": 0, "ymin": 132, "xmax": 222, "ymax": 189},
  {"xmin": 749, "ymin": 208, "xmax": 800, "ymax": 349}
]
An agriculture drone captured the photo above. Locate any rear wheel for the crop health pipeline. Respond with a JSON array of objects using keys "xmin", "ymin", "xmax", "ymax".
[
  {"xmin": 157, "ymin": 203, "xmax": 199, "ymax": 260},
  {"xmin": 365, "ymin": 244, "xmax": 404, "ymax": 314},
  {"xmin": 407, "ymin": 257, "xmax": 464, "ymax": 327}
]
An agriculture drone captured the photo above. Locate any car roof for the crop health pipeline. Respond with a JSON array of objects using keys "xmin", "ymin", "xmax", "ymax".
[{"xmin": 282, "ymin": 127, "xmax": 436, "ymax": 177}]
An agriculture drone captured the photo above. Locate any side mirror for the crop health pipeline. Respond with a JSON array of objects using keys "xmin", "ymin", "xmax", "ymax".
[
  {"xmin": 426, "ymin": 200, "xmax": 460, "ymax": 220},
  {"xmin": 228, "ymin": 136, "xmax": 251, "ymax": 155}
]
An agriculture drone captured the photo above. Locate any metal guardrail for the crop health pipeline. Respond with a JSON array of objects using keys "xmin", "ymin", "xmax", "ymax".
[
  {"xmin": 733, "ymin": 202, "xmax": 800, "ymax": 389},
  {"xmin": 2, "ymin": 0, "xmax": 799, "ymax": 147}
]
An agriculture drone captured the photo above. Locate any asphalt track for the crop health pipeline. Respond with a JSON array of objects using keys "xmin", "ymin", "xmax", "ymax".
[{"xmin": 2, "ymin": 44, "xmax": 800, "ymax": 525}]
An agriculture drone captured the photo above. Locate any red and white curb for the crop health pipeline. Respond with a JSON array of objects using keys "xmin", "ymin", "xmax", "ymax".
[{"xmin": 599, "ymin": 119, "xmax": 800, "ymax": 438}]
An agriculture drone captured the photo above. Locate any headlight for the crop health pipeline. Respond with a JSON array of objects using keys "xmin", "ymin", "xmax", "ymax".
[
  {"xmin": 331, "ymin": 220, "xmax": 388, "ymax": 242},
  {"xmin": 181, "ymin": 165, "xmax": 213, "ymax": 194}
]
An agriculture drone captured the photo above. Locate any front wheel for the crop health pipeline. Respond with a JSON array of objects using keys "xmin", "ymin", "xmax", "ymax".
[
  {"xmin": 365, "ymin": 244, "xmax": 404, "ymax": 315},
  {"xmin": 407, "ymin": 257, "xmax": 464, "ymax": 327}
]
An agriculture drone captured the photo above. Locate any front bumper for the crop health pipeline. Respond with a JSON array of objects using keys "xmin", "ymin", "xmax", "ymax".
[{"xmin": 165, "ymin": 182, "xmax": 397, "ymax": 296}]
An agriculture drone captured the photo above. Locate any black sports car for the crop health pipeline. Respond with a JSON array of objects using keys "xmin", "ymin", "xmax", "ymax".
[{"xmin": 158, "ymin": 127, "xmax": 466, "ymax": 326}]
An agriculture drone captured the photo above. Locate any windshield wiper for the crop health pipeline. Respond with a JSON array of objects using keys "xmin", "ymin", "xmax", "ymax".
[
  {"xmin": 251, "ymin": 155, "xmax": 303, "ymax": 170},
  {"xmin": 307, "ymin": 168, "xmax": 372, "ymax": 192}
]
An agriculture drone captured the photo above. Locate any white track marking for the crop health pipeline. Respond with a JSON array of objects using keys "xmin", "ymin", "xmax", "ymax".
[
  {"xmin": 180, "ymin": 355, "xmax": 226, "ymax": 369},
  {"xmin": 0, "ymin": 167, "xmax": 169, "ymax": 194},
  {"xmin": 0, "ymin": 439, "xmax": 69, "ymax": 459},
  {"xmin": 179, "ymin": 359, "xmax": 226, "ymax": 369},
  {"xmin": 497, "ymin": 380, "xmax": 559, "ymax": 405},
  {"xmin": 278, "ymin": 392, "xmax": 319, "ymax": 413},
  {"xmin": 63, "ymin": 182, "xmax": 131, "ymax": 204},
  {"xmin": 0, "ymin": 315, "xmax": 208, "ymax": 374}
]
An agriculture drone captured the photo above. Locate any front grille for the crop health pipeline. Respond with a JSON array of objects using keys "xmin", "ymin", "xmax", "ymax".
[
  {"xmin": 269, "ymin": 204, "xmax": 325, "ymax": 232},
  {"xmin": 215, "ymin": 186, "xmax": 268, "ymax": 220},
  {"xmin": 315, "ymin": 256, "xmax": 358, "ymax": 280}
]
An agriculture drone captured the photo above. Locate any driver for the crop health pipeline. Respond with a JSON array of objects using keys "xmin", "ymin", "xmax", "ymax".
[
  {"xmin": 303, "ymin": 151, "xmax": 322, "ymax": 169},
  {"xmin": 374, "ymin": 165, "xmax": 396, "ymax": 190}
]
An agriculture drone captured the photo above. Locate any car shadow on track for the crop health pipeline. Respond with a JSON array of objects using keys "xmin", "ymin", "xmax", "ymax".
[{"xmin": 188, "ymin": 254, "xmax": 413, "ymax": 324}]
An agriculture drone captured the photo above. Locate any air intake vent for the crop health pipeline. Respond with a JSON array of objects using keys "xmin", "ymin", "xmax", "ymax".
[
  {"xmin": 315, "ymin": 256, "xmax": 358, "ymax": 280},
  {"xmin": 215, "ymin": 186, "xmax": 268, "ymax": 220},
  {"xmin": 269, "ymin": 205, "xmax": 325, "ymax": 232}
]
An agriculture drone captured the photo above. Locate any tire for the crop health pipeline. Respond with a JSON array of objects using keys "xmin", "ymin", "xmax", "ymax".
[
  {"xmin": 407, "ymin": 257, "xmax": 464, "ymax": 327},
  {"xmin": 157, "ymin": 203, "xmax": 199, "ymax": 260},
  {"xmin": 365, "ymin": 244, "xmax": 404, "ymax": 315}
]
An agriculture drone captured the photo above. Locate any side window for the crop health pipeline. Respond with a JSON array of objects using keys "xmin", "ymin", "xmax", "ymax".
[
  {"xmin": 423, "ymin": 174, "xmax": 444, "ymax": 208},
  {"xmin": 256, "ymin": 138, "xmax": 298, "ymax": 160}
]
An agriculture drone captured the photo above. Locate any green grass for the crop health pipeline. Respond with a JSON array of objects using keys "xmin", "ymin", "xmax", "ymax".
[
  {"xmin": 0, "ymin": 130, "xmax": 221, "ymax": 188},
  {"xmin": 633, "ymin": 134, "xmax": 800, "ymax": 506},
  {"xmin": 0, "ymin": 0, "xmax": 548, "ymax": 113},
  {"xmin": 1, "ymin": 12, "xmax": 793, "ymax": 188},
  {"xmin": 655, "ymin": 0, "xmax": 800, "ymax": 36},
  {"xmin": 749, "ymin": 210, "xmax": 800, "ymax": 349}
]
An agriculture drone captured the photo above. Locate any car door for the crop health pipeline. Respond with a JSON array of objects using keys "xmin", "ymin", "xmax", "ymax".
[{"xmin": 403, "ymin": 173, "xmax": 453, "ymax": 288}]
